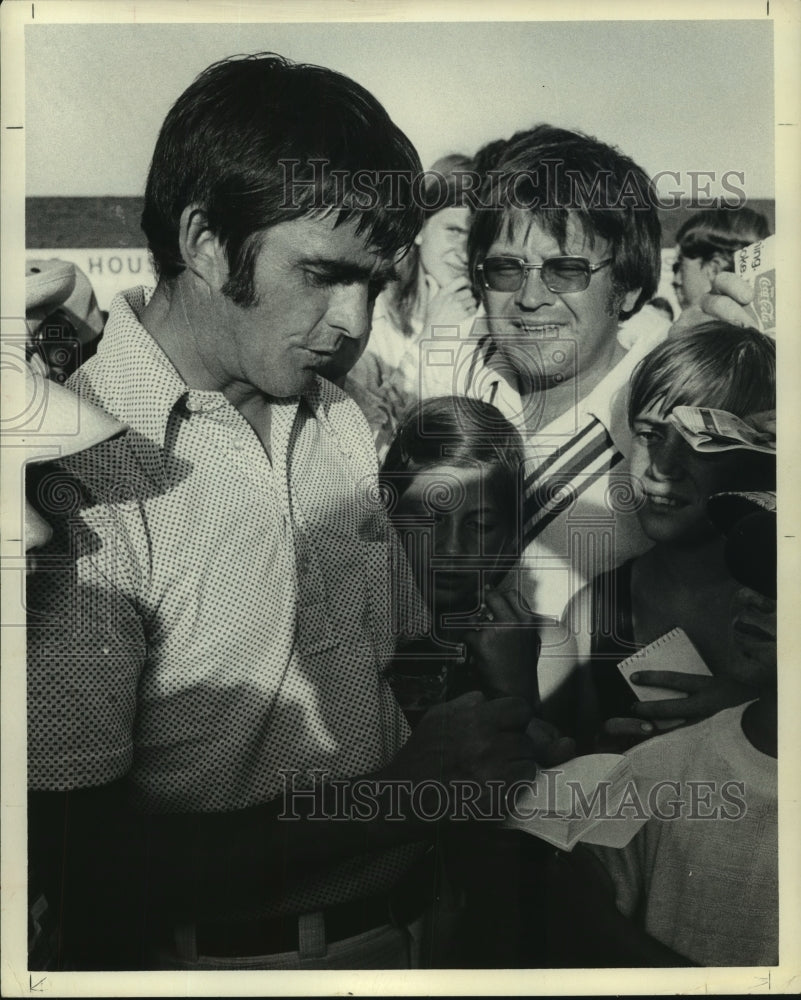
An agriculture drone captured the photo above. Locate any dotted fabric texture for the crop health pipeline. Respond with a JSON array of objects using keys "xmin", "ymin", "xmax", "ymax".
[{"xmin": 27, "ymin": 286, "xmax": 427, "ymax": 912}]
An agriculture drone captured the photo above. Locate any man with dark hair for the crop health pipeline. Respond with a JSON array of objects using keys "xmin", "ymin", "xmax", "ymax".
[
  {"xmin": 140, "ymin": 53, "xmax": 423, "ymax": 303},
  {"xmin": 451, "ymin": 124, "xmax": 668, "ymax": 621},
  {"xmin": 26, "ymin": 53, "xmax": 547, "ymax": 971}
]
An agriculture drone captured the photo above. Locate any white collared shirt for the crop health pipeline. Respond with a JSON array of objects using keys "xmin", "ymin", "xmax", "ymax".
[
  {"xmin": 28, "ymin": 287, "xmax": 422, "ymax": 813},
  {"xmin": 451, "ymin": 306, "xmax": 668, "ymax": 619}
]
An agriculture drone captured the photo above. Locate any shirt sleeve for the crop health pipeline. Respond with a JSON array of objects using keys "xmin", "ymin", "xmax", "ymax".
[{"xmin": 27, "ymin": 482, "xmax": 147, "ymax": 791}]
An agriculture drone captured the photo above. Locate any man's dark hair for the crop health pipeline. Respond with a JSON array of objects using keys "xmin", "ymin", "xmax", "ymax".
[
  {"xmin": 468, "ymin": 124, "xmax": 662, "ymax": 320},
  {"xmin": 141, "ymin": 52, "xmax": 424, "ymax": 305}
]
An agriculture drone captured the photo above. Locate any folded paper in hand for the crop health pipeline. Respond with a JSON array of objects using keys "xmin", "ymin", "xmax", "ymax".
[
  {"xmin": 732, "ymin": 234, "xmax": 775, "ymax": 335},
  {"xmin": 502, "ymin": 754, "xmax": 648, "ymax": 852},
  {"xmin": 668, "ymin": 406, "xmax": 775, "ymax": 455},
  {"xmin": 617, "ymin": 626, "xmax": 712, "ymax": 730}
]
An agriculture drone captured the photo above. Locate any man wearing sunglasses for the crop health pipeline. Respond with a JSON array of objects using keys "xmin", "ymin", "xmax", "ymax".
[{"xmin": 454, "ymin": 124, "xmax": 666, "ymax": 621}]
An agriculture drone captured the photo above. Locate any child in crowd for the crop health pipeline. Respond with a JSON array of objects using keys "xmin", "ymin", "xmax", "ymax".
[
  {"xmin": 542, "ymin": 489, "xmax": 778, "ymax": 967},
  {"xmin": 338, "ymin": 156, "xmax": 478, "ymax": 456},
  {"xmin": 371, "ymin": 154, "xmax": 476, "ymax": 373},
  {"xmin": 672, "ymin": 207, "xmax": 770, "ymax": 312},
  {"xmin": 379, "ymin": 395, "xmax": 570, "ymax": 726},
  {"xmin": 380, "ymin": 394, "xmax": 577, "ymax": 967},
  {"xmin": 562, "ymin": 321, "xmax": 776, "ymax": 748}
]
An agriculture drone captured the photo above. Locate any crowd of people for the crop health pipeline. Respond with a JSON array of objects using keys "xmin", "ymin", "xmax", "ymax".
[{"xmin": 21, "ymin": 52, "xmax": 778, "ymax": 972}]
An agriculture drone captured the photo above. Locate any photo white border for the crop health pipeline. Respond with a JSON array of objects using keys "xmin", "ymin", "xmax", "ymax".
[{"xmin": 2, "ymin": 1, "xmax": 799, "ymax": 995}]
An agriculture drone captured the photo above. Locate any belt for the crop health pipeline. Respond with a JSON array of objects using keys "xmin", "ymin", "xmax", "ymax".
[{"xmin": 194, "ymin": 853, "xmax": 435, "ymax": 958}]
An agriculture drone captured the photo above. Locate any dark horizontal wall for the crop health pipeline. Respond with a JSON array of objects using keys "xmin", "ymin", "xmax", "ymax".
[
  {"xmin": 27, "ymin": 198, "xmax": 147, "ymax": 249},
  {"xmin": 26, "ymin": 196, "xmax": 777, "ymax": 250}
]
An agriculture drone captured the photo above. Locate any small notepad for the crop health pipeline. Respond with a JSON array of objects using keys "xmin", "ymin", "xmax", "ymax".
[
  {"xmin": 617, "ymin": 627, "xmax": 712, "ymax": 701},
  {"xmin": 502, "ymin": 754, "xmax": 649, "ymax": 851}
]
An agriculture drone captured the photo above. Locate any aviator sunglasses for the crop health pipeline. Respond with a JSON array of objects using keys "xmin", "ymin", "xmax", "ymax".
[{"xmin": 475, "ymin": 255, "xmax": 613, "ymax": 294}]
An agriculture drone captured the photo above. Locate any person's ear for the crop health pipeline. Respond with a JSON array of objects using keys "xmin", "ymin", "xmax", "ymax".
[
  {"xmin": 620, "ymin": 287, "xmax": 641, "ymax": 314},
  {"xmin": 177, "ymin": 205, "xmax": 228, "ymax": 289}
]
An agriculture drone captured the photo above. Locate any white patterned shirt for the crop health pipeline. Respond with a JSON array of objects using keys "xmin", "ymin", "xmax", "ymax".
[
  {"xmin": 28, "ymin": 286, "xmax": 420, "ymax": 811},
  {"xmin": 27, "ymin": 286, "xmax": 430, "ymax": 914}
]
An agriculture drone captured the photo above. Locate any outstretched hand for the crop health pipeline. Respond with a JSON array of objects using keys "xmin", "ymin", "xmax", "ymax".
[
  {"xmin": 629, "ymin": 669, "xmax": 757, "ymax": 722},
  {"xmin": 383, "ymin": 686, "xmax": 580, "ymax": 819},
  {"xmin": 384, "ymin": 690, "xmax": 539, "ymax": 793},
  {"xmin": 743, "ymin": 408, "xmax": 776, "ymax": 445},
  {"xmin": 595, "ymin": 670, "xmax": 757, "ymax": 752},
  {"xmin": 526, "ymin": 716, "xmax": 577, "ymax": 767}
]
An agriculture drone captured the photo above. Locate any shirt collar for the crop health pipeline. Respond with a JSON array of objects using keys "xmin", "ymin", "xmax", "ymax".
[
  {"xmin": 87, "ymin": 286, "xmax": 354, "ymax": 477},
  {"xmin": 96, "ymin": 286, "xmax": 191, "ymax": 443},
  {"xmin": 86, "ymin": 287, "xmax": 232, "ymax": 483},
  {"xmin": 463, "ymin": 304, "xmax": 650, "ymax": 439}
]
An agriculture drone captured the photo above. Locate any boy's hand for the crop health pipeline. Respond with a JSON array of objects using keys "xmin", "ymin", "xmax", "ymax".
[
  {"xmin": 595, "ymin": 671, "xmax": 757, "ymax": 751},
  {"xmin": 628, "ymin": 670, "xmax": 757, "ymax": 722},
  {"xmin": 669, "ymin": 271, "xmax": 757, "ymax": 337},
  {"xmin": 744, "ymin": 408, "xmax": 776, "ymax": 445},
  {"xmin": 700, "ymin": 271, "xmax": 758, "ymax": 325},
  {"xmin": 595, "ymin": 716, "xmax": 658, "ymax": 753}
]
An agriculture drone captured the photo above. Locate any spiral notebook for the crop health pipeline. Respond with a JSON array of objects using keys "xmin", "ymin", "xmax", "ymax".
[{"xmin": 617, "ymin": 627, "xmax": 712, "ymax": 702}]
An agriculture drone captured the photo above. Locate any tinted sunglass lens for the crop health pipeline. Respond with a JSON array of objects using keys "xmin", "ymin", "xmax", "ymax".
[
  {"xmin": 485, "ymin": 259, "xmax": 524, "ymax": 291},
  {"xmin": 542, "ymin": 260, "xmax": 590, "ymax": 292}
]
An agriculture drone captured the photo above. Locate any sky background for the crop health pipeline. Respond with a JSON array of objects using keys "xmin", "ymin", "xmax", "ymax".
[{"xmin": 25, "ymin": 19, "xmax": 774, "ymax": 200}]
